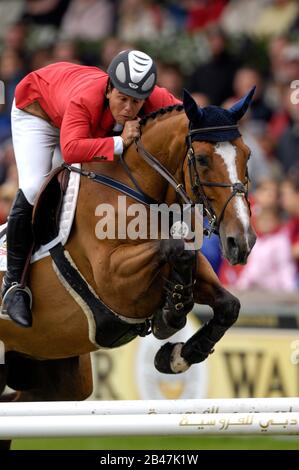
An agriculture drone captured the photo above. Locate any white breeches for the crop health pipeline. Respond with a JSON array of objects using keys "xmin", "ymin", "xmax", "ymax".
[{"xmin": 11, "ymin": 100, "xmax": 62, "ymax": 205}]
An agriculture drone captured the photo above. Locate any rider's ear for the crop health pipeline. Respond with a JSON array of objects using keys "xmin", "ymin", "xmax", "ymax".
[
  {"xmin": 228, "ymin": 86, "xmax": 256, "ymax": 121},
  {"xmin": 183, "ymin": 89, "xmax": 202, "ymax": 123},
  {"xmin": 106, "ymin": 82, "xmax": 113, "ymax": 99}
]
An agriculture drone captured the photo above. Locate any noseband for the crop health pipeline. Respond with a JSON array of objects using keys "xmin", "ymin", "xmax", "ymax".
[{"xmin": 186, "ymin": 126, "xmax": 251, "ymax": 236}]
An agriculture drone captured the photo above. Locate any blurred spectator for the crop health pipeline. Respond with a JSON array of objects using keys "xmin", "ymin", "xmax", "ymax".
[
  {"xmin": 0, "ymin": 140, "xmax": 17, "ymax": 186},
  {"xmin": 2, "ymin": 21, "xmax": 28, "ymax": 56},
  {"xmin": 191, "ymin": 92, "xmax": 210, "ymax": 107},
  {"xmin": 61, "ymin": 0, "xmax": 114, "ymax": 41},
  {"xmin": 220, "ymin": 178, "xmax": 297, "ymax": 291},
  {"xmin": 99, "ymin": 37, "xmax": 133, "ymax": 70},
  {"xmin": 157, "ymin": 63, "xmax": 183, "ymax": 99},
  {"xmin": 221, "ymin": 0, "xmax": 270, "ymax": 37},
  {"xmin": 28, "ymin": 47, "xmax": 54, "ymax": 71},
  {"xmin": 0, "ymin": 48, "xmax": 26, "ymax": 143},
  {"xmin": 21, "ymin": 0, "xmax": 71, "ymax": 27},
  {"xmin": 0, "ymin": 48, "xmax": 26, "ymax": 112},
  {"xmin": 276, "ymin": 86, "xmax": 299, "ymax": 173},
  {"xmin": 253, "ymin": 0, "xmax": 299, "ymax": 38},
  {"xmin": 253, "ymin": 177, "xmax": 281, "ymax": 213},
  {"xmin": 222, "ymin": 96, "xmax": 272, "ymax": 189},
  {"xmin": 234, "ymin": 208, "xmax": 296, "ymax": 291},
  {"xmin": 0, "ymin": 182, "xmax": 17, "ymax": 225},
  {"xmin": 184, "ymin": 0, "xmax": 228, "ymax": 32},
  {"xmin": 187, "ymin": 26, "xmax": 240, "ymax": 105},
  {"xmin": 267, "ymin": 36, "xmax": 292, "ymax": 85},
  {"xmin": 0, "ymin": 1, "xmax": 24, "ymax": 40},
  {"xmin": 281, "ymin": 167, "xmax": 299, "ymax": 284},
  {"xmin": 232, "ymin": 67, "xmax": 273, "ymax": 122},
  {"xmin": 5, "ymin": 163, "xmax": 18, "ymax": 187},
  {"xmin": 267, "ymin": 84, "xmax": 292, "ymax": 143},
  {"xmin": 52, "ymin": 40, "xmax": 80, "ymax": 63},
  {"xmin": 280, "ymin": 44, "xmax": 299, "ymax": 84},
  {"xmin": 241, "ymin": 126, "xmax": 272, "ymax": 189},
  {"xmin": 117, "ymin": 0, "xmax": 175, "ymax": 42}
]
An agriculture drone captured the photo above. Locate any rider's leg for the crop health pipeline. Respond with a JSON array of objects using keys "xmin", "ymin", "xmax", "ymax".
[
  {"xmin": 1, "ymin": 190, "xmax": 34, "ymax": 327},
  {"xmin": 1, "ymin": 100, "xmax": 59, "ymax": 327}
]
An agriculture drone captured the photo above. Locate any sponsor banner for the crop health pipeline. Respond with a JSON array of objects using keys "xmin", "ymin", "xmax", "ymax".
[{"xmin": 91, "ymin": 318, "xmax": 299, "ymax": 400}]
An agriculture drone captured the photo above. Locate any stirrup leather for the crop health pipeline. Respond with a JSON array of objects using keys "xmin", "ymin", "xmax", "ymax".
[{"xmin": 1, "ymin": 282, "xmax": 33, "ymax": 314}]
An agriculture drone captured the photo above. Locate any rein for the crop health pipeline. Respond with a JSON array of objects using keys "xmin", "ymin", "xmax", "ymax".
[{"xmin": 63, "ymin": 123, "xmax": 250, "ymax": 238}]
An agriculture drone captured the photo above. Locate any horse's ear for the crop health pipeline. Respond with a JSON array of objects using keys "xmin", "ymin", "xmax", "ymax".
[
  {"xmin": 183, "ymin": 89, "xmax": 203, "ymax": 123},
  {"xmin": 228, "ymin": 86, "xmax": 256, "ymax": 121}
]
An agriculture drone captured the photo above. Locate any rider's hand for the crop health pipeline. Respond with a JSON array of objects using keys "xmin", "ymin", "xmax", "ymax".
[{"xmin": 121, "ymin": 120, "xmax": 140, "ymax": 148}]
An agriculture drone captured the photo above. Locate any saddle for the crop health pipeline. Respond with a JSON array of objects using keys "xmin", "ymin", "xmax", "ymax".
[
  {"xmin": 2, "ymin": 166, "xmax": 71, "ymax": 283},
  {"xmin": 32, "ymin": 165, "xmax": 70, "ymax": 248}
]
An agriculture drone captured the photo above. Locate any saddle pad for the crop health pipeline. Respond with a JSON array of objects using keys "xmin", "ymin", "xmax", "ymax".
[{"xmin": 0, "ymin": 163, "xmax": 81, "ymax": 271}]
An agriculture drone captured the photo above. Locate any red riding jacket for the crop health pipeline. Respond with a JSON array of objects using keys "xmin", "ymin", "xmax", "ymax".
[{"xmin": 15, "ymin": 62, "xmax": 181, "ymax": 163}]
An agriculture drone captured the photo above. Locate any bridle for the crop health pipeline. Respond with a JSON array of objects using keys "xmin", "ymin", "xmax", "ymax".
[
  {"xmin": 186, "ymin": 125, "xmax": 251, "ymax": 236},
  {"xmin": 64, "ymin": 123, "xmax": 251, "ymax": 238},
  {"xmin": 132, "ymin": 124, "xmax": 250, "ymax": 237}
]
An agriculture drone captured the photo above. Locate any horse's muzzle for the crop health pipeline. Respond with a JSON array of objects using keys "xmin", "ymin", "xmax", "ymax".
[{"xmin": 223, "ymin": 229, "xmax": 256, "ymax": 265}]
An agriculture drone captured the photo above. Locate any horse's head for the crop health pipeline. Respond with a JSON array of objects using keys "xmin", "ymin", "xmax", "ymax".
[{"xmin": 183, "ymin": 88, "xmax": 256, "ymax": 265}]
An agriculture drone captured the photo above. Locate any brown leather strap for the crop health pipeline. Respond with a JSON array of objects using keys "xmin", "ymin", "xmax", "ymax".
[
  {"xmin": 20, "ymin": 244, "xmax": 35, "ymax": 288},
  {"xmin": 135, "ymin": 139, "xmax": 192, "ymax": 205}
]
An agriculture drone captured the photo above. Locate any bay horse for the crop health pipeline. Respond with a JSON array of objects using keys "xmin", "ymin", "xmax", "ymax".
[{"xmin": 0, "ymin": 89, "xmax": 256, "ymax": 448}]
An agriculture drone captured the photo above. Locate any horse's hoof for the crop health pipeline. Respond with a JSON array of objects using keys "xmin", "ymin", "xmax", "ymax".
[{"xmin": 154, "ymin": 342, "xmax": 190, "ymax": 374}]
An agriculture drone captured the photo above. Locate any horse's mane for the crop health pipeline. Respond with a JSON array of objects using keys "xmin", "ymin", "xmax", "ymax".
[{"xmin": 140, "ymin": 104, "xmax": 184, "ymax": 128}]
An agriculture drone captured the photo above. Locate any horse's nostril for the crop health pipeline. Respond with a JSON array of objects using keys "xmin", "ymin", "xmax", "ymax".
[{"xmin": 227, "ymin": 236, "xmax": 237, "ymax": 252}]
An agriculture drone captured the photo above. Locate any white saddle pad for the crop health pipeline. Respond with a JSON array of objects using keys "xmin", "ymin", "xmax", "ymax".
[{"xmin": 0, "ymin": 164, "xmax": 81, "ymax": 271}]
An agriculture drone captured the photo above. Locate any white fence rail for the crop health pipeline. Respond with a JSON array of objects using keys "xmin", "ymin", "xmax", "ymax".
[
  {"xmin": 1, "ymin": 397, "xmax": 299, "ymax": 417},
  {"xmin": 0, "ymin": 398, "xmax": 299, "ymax": 438}
]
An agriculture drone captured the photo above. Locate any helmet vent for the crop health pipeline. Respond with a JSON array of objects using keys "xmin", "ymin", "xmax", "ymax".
[
  {"xmin": 115, "ymin": 62, "xmax": 126, "ymax": 83},
  {"xmin": 128, "ymin": 50, "xmax": 153, "ymax": 83},
  {"xmin": 141, "ymin": 73, "xmax": 156, "ymax": 92}
]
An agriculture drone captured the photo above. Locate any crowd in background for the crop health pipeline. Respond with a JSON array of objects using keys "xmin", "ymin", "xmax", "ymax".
[{"xmin": 1, "ymin": 0, "xmax": 299, "ymax": 291}]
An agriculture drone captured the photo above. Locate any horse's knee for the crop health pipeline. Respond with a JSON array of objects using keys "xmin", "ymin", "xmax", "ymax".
[
  {"xmin": 160, "ymin": 239, "xmax": 185, "ymax": 263},
  {"xmin": 214, "ymin": 291, "xmax": 240, "ymax": 327}
]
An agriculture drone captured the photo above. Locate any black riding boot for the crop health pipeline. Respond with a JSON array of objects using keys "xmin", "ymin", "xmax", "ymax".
[{"xmin": 1, "ymin": 189, "xmax": 34, "ymax": 327}]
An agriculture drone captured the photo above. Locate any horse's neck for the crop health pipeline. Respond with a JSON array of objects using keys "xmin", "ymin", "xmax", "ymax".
[
  {"xmin": 82, "ymin": 112, "xmax": 188, "ymax": 203},
  {"xmin": 125, "ymin": 112, "xmax": 188, "ymax": 202}
]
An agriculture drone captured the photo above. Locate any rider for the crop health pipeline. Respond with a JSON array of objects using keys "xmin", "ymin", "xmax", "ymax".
[{"xmin": 1, "ymin": 50, "xmax": 180, "ymax": 328}]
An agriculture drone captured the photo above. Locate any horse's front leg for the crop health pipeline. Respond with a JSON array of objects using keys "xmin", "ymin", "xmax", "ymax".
[
  {"xmin": 151, "ymin": 239, "xmax": 196, "ymax": 339},
  {"xmin": 155, "ymin": 251, "xmax": 240, "ymax": 374}
]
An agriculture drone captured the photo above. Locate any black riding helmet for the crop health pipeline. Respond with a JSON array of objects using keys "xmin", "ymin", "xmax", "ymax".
[{"xmin": 107, "ymin": 50, "xmax": 157, "ymax": 100}]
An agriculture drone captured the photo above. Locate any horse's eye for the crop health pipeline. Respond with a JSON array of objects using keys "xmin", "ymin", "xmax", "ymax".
[{"xmin": 196, "ymin": 155, "xmax": 210, "ymax": 167}]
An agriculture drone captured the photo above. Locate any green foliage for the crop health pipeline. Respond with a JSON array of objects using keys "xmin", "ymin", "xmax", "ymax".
[{"xmin": 12, "ymin": 436, "xmax": 299, "ymax": 450}]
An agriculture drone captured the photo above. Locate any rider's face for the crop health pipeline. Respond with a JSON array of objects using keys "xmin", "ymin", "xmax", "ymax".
[{"xmin": 107, "ymin": 87, "xmax": 145, "ymax": 125}]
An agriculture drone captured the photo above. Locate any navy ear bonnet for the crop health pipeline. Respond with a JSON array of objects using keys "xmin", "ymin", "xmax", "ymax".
[{"xmin": 183, "ymin": 87, "xmax": 256, "ymax": 142}]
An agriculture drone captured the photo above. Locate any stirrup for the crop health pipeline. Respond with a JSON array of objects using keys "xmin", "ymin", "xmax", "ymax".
[{"xmin": 1, "ymin": 282, "xmax": 33, "ymax": 314}]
